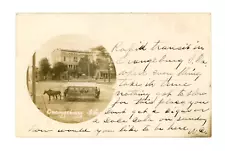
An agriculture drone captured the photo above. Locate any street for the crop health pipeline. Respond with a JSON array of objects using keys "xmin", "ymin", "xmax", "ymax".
[{"xmin": 28, "ymin": 80, "xmax": 115, "ymax": 123}]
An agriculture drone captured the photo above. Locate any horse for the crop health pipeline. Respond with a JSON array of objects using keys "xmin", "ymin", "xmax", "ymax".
[{"xmin": 43, "ymin": 89, "xmax": 61, "ymax": 101}]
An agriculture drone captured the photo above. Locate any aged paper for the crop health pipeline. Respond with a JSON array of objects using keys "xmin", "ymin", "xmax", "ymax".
[{"xmin": 16, "ymin": 13, "xmax": 211, "ymax": 137}]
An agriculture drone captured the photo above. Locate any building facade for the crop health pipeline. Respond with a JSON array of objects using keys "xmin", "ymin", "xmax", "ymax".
[
  {"xmin": 52, "ymin": 48, "xmax": 94, "ymax": 71},
  {"xmin": 51, "ymin": 48, "xmax": 116, "ymax": 80}
]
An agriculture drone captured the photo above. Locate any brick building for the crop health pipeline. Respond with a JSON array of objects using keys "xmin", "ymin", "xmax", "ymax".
[{"xmin": 51, "ymin": 48, "xmax": 116, "ymax": 80}]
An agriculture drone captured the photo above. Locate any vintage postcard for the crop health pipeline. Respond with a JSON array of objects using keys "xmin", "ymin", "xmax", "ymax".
[{"xmin": 16, "ymin": 13, "xmax": 211, "ymax": 137}]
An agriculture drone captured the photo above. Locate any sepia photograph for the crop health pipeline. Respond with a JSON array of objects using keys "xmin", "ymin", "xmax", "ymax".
[
  {"xmin": 26, "ymin": 34, "xmax": 116, "ymax": 123},
  {"xmin": 7, "ymin": 0, "xmax": 222, "ymax": 149},
  {"xmin": 16, "ymin": 13, "xmax": 211, "ymax": 138}
]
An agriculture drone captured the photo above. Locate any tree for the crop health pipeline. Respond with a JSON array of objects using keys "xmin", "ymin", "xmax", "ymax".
[
  {"xmin": 96, "ymin": 57, "xmax": 111, "ymax": 70},
  {"xmin": 77, "ymin": 55, "xmax": 97, "ymax": 77},
  {"xmin": 91, "ymin": 45, "xmax": 109, "ymax": 57},
  {"xmin": 52, "ymin": 62, "xmax": 67, "ymax": 79},
  {"xmin": 90, "ymin": 61, "xmax": 97, "ymax": 77},
  {"xmin": 91, "ymin": 45, "xmax": 113, "ymax": 70},
  {"xmin": 77, "ymin": 55, "xmax": 90, "ymax": 76},
  {"xmin": 39, "ymin": 58, "xmax": 51, "ymax": 80}
]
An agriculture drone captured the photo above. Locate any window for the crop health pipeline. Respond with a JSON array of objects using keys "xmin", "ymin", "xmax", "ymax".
[
  {"xmin": 64, "ymin": 56, "xmax": 66, "ymax": 61},
  {"xmin": 74, "ymin": 57, "xmax": 77, "ymax": 62}
]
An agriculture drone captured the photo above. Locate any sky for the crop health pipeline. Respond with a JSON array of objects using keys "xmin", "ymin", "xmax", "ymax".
[{"xmin": 30, "ymin": 34, "xmax": 101, "ymax": 67}]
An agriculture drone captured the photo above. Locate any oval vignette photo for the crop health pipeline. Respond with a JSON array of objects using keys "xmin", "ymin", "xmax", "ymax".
[{"xmin": 26, "ymin": 35, "xmax": 117, "ymax": 123}]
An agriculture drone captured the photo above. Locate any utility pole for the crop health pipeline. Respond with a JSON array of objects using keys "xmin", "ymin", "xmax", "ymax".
[
  {"xmin": 108, "ymin": 67, "xmax": 110, "ymax": 83},
  {"xmin": 68, "ymin": 71, "xmax": 69, "ymax": 81},
  {"xmin": 88, "ymin": 58, "xmax": 90, "ymax": 78},
  {"xmin": 32, "ymin": 52, "xmax": 36, "ymax": 104},
  {"xmin": 27, "ymin": 66, "xmax": 29, "ymax": 92},
  {"xmin": 108, "ymin": 62, "xmax": 112, "ymax": 83}
]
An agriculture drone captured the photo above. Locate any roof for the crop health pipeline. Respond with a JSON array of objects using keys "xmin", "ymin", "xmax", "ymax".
[{"xmin": 54, "ymin": 48, "xmax": 92, "ymax": 53}]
